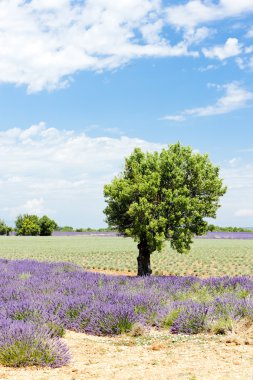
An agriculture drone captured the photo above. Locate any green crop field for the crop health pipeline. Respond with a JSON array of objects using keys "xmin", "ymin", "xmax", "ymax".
[{"xmin": 0, "ymin": 236, "xmax": 253, "ymax": 277}]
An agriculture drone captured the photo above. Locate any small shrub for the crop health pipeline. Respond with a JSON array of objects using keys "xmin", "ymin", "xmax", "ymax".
[
  {"xmin": 163, "ymin": 309, "xmax": 182, "ymax": 329},
  {"xmin": 88, "ymin": 303, "xmax": 137, "ymax": 335},
  {"xmin": 66, "ymin": 308, "xmax": 82, "ymax": 321},
  {"xmin": 8, "ymin": 302, "xmax": 42, "ymax": 324},
  {"xmin": 171, "ymin": 303, "xmax": 208, "ymax": 334},
  {"xmin": 46, "ymin": 322, "xmax": 65, "ymax": 338},
  {"xmin": 128, "ymin": 322, "xmax": 146, "ymax": 337},
  {"xmin": 209, "ymin": 318, "xmax": 234, "ymax": 335},
  {"xmin": 18, "ymin": 272, "xmax": 31, "ymax": 280},
  {"xmin": 237, "ymin": 289, "xmax": 250, "ymax": 299},
  {"xmin": 0, "ymin": 321, "xmax": 70, "ymax": 368},
  {"xmin": 134, "ymin": 305, "xmax": 148, "ymax": 314}
]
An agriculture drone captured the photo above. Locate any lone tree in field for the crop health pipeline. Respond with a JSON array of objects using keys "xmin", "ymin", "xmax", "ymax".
[{"xmin": 104, "ymin": 143, "xmax": 226, "ymax": 276}]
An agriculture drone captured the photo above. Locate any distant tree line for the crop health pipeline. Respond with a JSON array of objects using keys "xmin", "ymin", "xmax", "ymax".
[
  {"xmin": 0, "ymin": 217, "xmax": 117, "ymax": 236},
  {"xmin": 0, "ymin": 215, "xmax": 57, "ymax": 236},
  {"xmin": 0, "ymin": 216, "xmax": 252, "ymax": 236},
  {"xmin": 208, "ymin": 225, "xmax": 253, "ymax": 233},
  {"xmin": 75, "ymin": 227, "xmax": 118, "ymax": 232},
  {"xmin": 56, "ymin": 226, "xmax": 117, "ymax": 232}
]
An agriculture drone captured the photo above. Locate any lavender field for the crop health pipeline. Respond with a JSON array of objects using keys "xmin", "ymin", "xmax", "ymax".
[
  {"xmin": 0, "ymin": 236, "xmax": 253, "ymax": 277},
  {"xmin": 0, "ymin": 259, "xmax": 253, "ymax": 368},
  {"xmin": 196, "ymin": 231, "xmax": 253, "ymax": 240},
  {"xmin": 51, "ymin": 231, "xmax": 253, "ymax": 239}
]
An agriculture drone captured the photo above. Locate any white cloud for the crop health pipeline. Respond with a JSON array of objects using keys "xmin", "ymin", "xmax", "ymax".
[
  {"xmin": 2, "ymin": 197, "xmax": 50, "ymax": 219},
  {"xmin": 246, "ymin": 27, "xmax": 253, "ymax": 38},
  {"xmin": 198, "ymin": 64, "xmax": 219, "ymax": 72},
  {"xmin": 103, "ymin": 127, "xmax": 123, "ymax": 134},
  {"xmin": 221, "ymin": 164, "xmax": 253, "ymax": 190},
  {"xmin": 184, "ymin": 27, "xmax": 213, "ymax": 46},
  {"xmin": 203, "ymin": 38, "xmax": 242, "ymax": 60},
  {"xmin": 244, "ymin": 45, "xmax": 253, "ymax": 54},
  {"xmin": 0, "ymin": 123, "xmax": 164, "ymax": 226},
  {"xmin": 0, "ymin": 1, "xmax": 253, "ymax": 91},
  {"xmin": 160, "ymin": 115, "xmax": 185, "ymax": 122},
  {"xmin": 140, "ymin": 19, "xmax": 164, "ymax": 44},
  {"xmin": 166, "ymin": 0, "xmax": 253, "ymax": 30},
  {"xmin": 228, "ymin": 158, "xmax": 241, "ymax": 167},
  {"xmin": 161, "ymin": 83, "xmax": 253, "ymax": 121},
  {"xmin": 0, "ymin": 0, "xmax": 198, "ymax": 92},
  {"xmin": 22, "ymin": 198, "xmax": 46, "ymax": 215},
  {"xmin": 236, "ymin": 56, "xmax": 253, "ymax": 70},
  {"xmin": 0, "ymin": 123, "xmax": 252, "ymax": 227},
  {"xmin": 235, "ymin": 209, "xmax": 253, "ymax": 217},
  {"xmin": 217, "ymin": 162, "xmax": 253, "ymax": 224}
]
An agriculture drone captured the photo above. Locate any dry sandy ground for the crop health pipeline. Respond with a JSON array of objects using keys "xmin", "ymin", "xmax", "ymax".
[{"xmin": 0, "ymin": 329, "xmax": 252, "ymax": 380}]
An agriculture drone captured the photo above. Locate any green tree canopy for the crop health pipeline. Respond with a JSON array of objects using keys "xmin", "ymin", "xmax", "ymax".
[
  {"xmin": 0, "ymin": 219, "xmax": 9, "ymax": 235},
  {"xmin": 15, "ymin": 214, "xmax": 40, "ymax": 236},
  {"xmin": 15, "ymin": 214, "xmax": 57, "ymax": 236},
  {"xmin": 104, "ymin": 143, "xmax": 227, "ymax": 276},
  {"xmin": 39, "ymin": 215, "xmax": 58, "ymax": 236}
]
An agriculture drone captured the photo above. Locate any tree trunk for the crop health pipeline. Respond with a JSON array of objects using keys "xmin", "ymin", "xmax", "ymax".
[{"xmin": 137, "ymin": 240, "xmax": 152, "ymax": 276}]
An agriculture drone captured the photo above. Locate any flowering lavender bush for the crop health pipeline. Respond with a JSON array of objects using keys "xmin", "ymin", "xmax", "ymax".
[
  {"xmin": 0, "ymin": 320, "xmax": 70, "ymax": 367},
  {"xmin": 0, "ymin": 259, "xmax": 252, "ymax": 366},
  {"xmin": 170, "ymin": 302, "xmax": 208, "ymax": 334}
]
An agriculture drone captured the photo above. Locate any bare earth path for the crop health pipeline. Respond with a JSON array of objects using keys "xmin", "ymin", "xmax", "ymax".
[{"xmin": 0, "ymin": 330, "xmax": 252, "ymax": 380}]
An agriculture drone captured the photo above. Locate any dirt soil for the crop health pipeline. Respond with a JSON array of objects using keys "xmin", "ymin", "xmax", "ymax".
[{"xmin": 0, "ymin": 329, "xmax": 253, "ymax": 380}]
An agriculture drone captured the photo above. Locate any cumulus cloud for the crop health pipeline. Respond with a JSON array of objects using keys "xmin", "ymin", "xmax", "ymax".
[
  {"xmin": 165, "ymin": 1, "xmax": 253, "ymax": 74},
  {"xmin": 0, "ymin": 123, "xmax": 164, "ymax": 226},
  {"xmin": 0, "ymin": 0, "xmax": 198, "ymax": 92},
  {"xmin": 166, "ymin": 0, "xmax": 253, "ymax": 30},
  {"xmin": 246, "ymin": 27, "xmax": 253, "ymax": 38},
  {"xmin": 1, "ymin": 1, "xmax": 253, "ymax": 91},
  {"xmin": 3, "ymin": 198, "xmax": 49, "ymax": 218},
  {"xmin": 236, "ymin": 56, "xmax": 253, "ymax": 70},
  {"xmin": 203, "ymin": 38, "xmax": 242, "ymax": 60},
  {"xmin": 184, "ymin": 26, "xmax": 213, "ymax": 45},
  {"xmin": 235, "ymin": 209, "xmax": 253, "ymax": 217},
  {"xmin": 161, "ymin": 82, "xmax": 253, "ymax": 121},
  {"xmin": 20, "ymin": 198, "xmax": 46, "ymax": 215},
  {"xmin": 0, "ymin": 123, "xmax": 252, "ymax": 226}
]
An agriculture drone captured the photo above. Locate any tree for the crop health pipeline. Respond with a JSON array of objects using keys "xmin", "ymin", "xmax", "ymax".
[
  {"xmin": 60, "ymin": 226, "xmax": 74, "ymax": 232},
  {"xmin": 15, "ymin": 214, "xmax": 40, "ymax": 236},
  {"xmin": 104, "ymin": 143, "xmax": 227, "ymax": 276},
  {"xmin": 0, "ymin": 219, "xmax": 9, "ymax": 235},
  {"xmin": 15, "ymin": 214, "xmax": 57, "ymax": 236},
  {"xmin": 39, "ymin": 215, "xmax": 58, "ymax": 236}
]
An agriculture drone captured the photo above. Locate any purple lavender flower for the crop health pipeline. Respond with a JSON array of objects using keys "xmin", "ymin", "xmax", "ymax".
[
  {"xmin": 170, "ymin": 302, "xmax": 208, "ymax": 334},
  {"xmin": 0, "ymin": 257, "xmax": 252, "ymax": 358},
  {"xmin": 0, "ymin": 320, "xmax": 70, "ymax": 367}
]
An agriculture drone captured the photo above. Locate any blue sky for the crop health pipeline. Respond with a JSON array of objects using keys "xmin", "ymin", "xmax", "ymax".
[{"xmin": 0, "ymin": 0, "xmax": 253, "ymax": 228}]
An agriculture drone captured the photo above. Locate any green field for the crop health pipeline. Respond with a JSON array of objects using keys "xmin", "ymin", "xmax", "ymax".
[{"xmin": 0, "ymin": 236, "xmax": 253, "ymax": 276}]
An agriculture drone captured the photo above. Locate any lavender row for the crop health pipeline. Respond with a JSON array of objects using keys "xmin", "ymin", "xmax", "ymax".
[
  {"xmin": 52, "ymin": 231, "xmax": 253, "ymax": 239},
  {"xmin": 196, "ymin": 231, "xmax": 253, "ymax": 239},
  {"xmin": 52, "ymin": 231, "xmax": 119, "ymax": 237}
]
